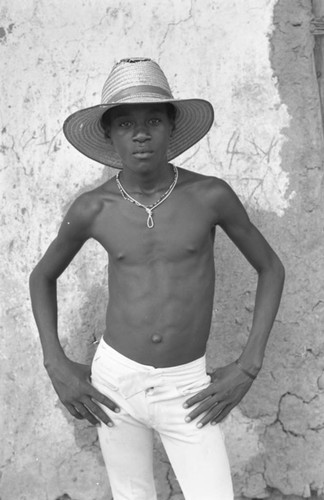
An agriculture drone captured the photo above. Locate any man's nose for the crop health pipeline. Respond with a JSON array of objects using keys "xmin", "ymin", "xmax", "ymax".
[{"xmin": 133, "ymin": 123, "xmax": 151, "ymax": 141}]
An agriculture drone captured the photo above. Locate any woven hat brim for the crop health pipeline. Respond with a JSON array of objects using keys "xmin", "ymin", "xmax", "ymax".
[{"xmin": 63, "ymin": 98, "xmax": 214, "ymax": 169}]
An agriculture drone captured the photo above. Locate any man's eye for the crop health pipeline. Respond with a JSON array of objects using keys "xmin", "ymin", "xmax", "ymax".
[
  {"xmin": 149, "ymin": 118, "xmax": 161, "ymax": 126},
  {"xmin": 119, "ymin": 121, "xmax": 132, "ymax": 128}
]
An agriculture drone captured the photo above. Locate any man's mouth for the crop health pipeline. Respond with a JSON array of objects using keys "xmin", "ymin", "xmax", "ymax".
[{"xmin": 133, "ymin": 151, "xmax": 154, "ymax": 159}]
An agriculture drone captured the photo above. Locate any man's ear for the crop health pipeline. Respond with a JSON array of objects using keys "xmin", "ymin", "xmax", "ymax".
[
  {"xmin": 105, "ymin": 132, "xmax": 116, "ymax": 149},
  {"xmin": 109, "ymin": 139, "xmax": 117, "ymax": 152}
]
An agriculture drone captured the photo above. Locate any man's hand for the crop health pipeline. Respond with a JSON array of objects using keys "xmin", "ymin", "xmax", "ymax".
[
  {"xmin": 47, "ymin": 358, "xmax": 120, "ymax": 426},
  {"xmin": 183, "ymin": 362, "xmax": 254, "ymax": 427}
]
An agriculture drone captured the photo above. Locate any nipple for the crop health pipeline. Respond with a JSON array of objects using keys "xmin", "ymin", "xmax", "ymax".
[{"xmin": 151, "ymin": 334, "xmax": 162, "ymax": 344}]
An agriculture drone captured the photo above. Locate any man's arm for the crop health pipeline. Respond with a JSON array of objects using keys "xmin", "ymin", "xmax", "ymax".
[
  {"xmin": 184, "ymin": 180, "xmax": 285, "ymax": 427},
  {"xmin": 29, "ymin": 193, "xmax": 119, "ymax": 426},
  {"xmin": 217, "ymin": 180, "xmax": 285, "ymax": 374}
]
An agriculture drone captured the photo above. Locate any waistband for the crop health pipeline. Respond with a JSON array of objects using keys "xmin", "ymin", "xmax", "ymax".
[{"xmin": 97, "ymin": 337, "xmax": 206, "ymax": 375}]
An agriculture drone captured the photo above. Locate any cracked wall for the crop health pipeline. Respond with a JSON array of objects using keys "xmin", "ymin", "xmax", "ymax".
[{"xmin": 1, "ymin": 0, "xmax": 324, "ymax": 499}]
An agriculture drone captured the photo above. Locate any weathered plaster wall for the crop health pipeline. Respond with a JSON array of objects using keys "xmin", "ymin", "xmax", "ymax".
[{"xmin": 1, "ymin": 0, "xmax": 323, "ymax": 499}]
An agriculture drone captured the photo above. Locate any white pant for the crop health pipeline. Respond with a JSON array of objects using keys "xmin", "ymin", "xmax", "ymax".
[{"xmin": 91, "ymin": 338, "xmax": 233, "ymax": 500}]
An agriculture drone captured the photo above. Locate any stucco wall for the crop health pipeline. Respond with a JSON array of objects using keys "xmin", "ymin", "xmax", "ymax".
[{"xmin": 1, "ymin": 1, "xmax": 323, "ymax": 499}]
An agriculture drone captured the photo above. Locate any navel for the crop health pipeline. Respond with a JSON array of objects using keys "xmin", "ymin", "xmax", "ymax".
[{"xmin": 151, "ymin": 334, "xmax": 162, "ymax": 344}]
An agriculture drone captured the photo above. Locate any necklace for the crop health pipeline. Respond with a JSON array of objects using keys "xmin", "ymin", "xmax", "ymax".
[{"xmin": 116, "ymin": 165, "xmax": 178, "ymax": 228}]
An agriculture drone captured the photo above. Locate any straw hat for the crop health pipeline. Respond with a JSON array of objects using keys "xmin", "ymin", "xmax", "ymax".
[{"xmin": 63, "ymin": 58, "xmax": 214, "ymax": 169}]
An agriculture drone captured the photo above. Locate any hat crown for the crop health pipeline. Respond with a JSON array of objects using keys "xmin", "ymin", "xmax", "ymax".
[{"xmin": 101, "ymin": 58, "xmax": 174, "ymax": 104}]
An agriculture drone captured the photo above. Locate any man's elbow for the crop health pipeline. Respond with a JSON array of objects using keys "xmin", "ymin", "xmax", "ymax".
[
  {"xmin": 269, "ymin": 253, "xmax": 285, "ymax": 287},
  {"xmin": 29, "ymin": 260, "xmax": 42, "ymax": 283},
  {"xmin": 29, "ymin": 262, "xmax": 55, "ymax": 292},
  {"xmin": 258, "ymin": 252, "xmax": 285, "ymax": 283},
  {"xmin": 29, "ymin": 264, "xmax": 42, "ymax": 294}
]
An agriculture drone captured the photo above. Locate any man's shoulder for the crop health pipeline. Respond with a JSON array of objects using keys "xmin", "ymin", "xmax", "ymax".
[
  {"xmin": 69, "ymin": 177, "xmax": 116, "ymax": 222},
  {"xmin": 177, "ymin": 167, "xmax": 241, "ymax": 225},
  {"xmin": 178, "ymin": 167, "xmax": 232, "ymax": 196}
]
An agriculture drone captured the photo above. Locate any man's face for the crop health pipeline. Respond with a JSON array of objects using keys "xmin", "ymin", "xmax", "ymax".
[{"xmin": 107, "ymin": 103, "xmax": 174, "ymax": 173}]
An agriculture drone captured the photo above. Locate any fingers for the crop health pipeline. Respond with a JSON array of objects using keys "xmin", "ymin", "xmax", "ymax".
[
  {"xmin": 210, "ymin": 404, "xmax": 236, "ymax": 425},
  {"xmin": 64, "ymin": 384, "xmax": 120, "ymax": 426},
  {"xmin": 185, "ymin": 396, "xmax": 220, "ymax": 425},
  {"xmin": 183, "ymin": 383, "xmax": 236, "ymax": 428},
  {"xmin": 73, "ymin": 402, "xmax": 101, "ymax": 426},
  {"xmin": 183, "ymin": 386, "xmax": 213, "ymax": 409},
  {"xmin": 91, "ymin": 387, "xmax": 120, "ymax": 413},
  {"xmin": 185, "ymin": 398, "xmax": 237, "ymax": 428},
  {"xmin": 185, "ymin": 400, "xmax": 230, "ymax": 428},
  {"xmin": 196, "ymin": 403, "xmax": 229, "ymax": 428},
  {"xmin": 185, "ymin": 395, "xmax": 214, "ymax": 421},
  {"xmin": 85, "ymin": 398, "xmax": 116, "ymax": 427},
  {"xmin": 65, "ymin": 398, "xmax": 116, "ymax": 426},
  {"xmin": 66, "ymin": 403, "xmax": 85, "ymax": 420},
  {"xmin": 65, "ymin": 402, "xmax": 98, "ymax": 424}
]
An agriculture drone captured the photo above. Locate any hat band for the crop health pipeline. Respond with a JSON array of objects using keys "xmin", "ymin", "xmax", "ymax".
[{"xmin": 103, "ymin": 85, "xmax": 173, "ymax": 104}]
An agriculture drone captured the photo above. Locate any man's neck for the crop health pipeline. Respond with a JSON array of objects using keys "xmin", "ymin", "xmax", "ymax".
[{"xmin": 119, "ymin": 162, "xmax": 175, "ymax": 195}]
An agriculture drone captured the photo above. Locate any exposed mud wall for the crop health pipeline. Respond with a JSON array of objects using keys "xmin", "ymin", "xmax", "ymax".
[{"xmin": 1, "ymin": 1, "xmax": 323, "ymax": 499}]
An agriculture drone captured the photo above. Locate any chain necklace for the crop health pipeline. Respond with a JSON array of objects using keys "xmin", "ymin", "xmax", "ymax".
[{"xmin": 116, "ymin": 165, "xmax": 178, "ymax": 228}]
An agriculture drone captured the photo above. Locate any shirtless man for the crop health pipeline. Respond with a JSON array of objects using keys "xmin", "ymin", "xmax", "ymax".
[{"xmin": 29, "ymin": 58, "xmax": 285, "ymax": 500}]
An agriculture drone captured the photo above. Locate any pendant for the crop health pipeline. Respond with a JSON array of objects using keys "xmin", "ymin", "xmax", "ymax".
[{"xmin": 145, "ymin": 208, "xmax": 154, "ymax": 228}]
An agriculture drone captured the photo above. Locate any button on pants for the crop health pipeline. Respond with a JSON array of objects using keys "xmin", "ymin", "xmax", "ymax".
[{"xmin": 91, "ymin": 338, "xmax": 233, "ymax": 500}]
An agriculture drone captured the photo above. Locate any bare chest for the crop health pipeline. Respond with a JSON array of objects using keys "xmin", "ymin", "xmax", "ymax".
[{"xmin": 92, "ymin": 196, "xmax": 215, "ymax": 264}]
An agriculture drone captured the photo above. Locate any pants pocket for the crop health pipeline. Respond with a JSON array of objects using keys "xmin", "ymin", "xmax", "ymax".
[
  {"xmin": 91, "ymin": 353, "xmax": 120, "ymax": 392},
  {"xmin": 176, "ymin": 374, "xmax": 211, "ymax": 396}
]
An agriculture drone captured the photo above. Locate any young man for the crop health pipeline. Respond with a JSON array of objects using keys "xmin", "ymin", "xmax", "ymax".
[{"xmin": 30, "ymin": 58, "xmax": 285, "ymax": 500}]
